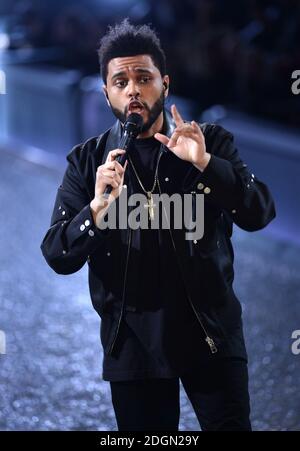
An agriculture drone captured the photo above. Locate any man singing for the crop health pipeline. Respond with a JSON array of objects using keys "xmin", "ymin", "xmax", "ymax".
[{"xmin": 41, "ymin": 19, "xmax": 276, "ymax": 431}]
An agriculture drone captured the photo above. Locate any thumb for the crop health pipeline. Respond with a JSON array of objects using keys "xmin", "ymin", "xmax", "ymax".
[{"xmin": 154, "ymin": 133, "xmax": 169, "ymax": 146}]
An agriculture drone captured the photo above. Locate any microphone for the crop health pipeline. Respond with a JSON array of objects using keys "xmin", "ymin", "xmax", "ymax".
[{"xmin": 103, "ymin": 113, "xmax": 143, "ymax": 198}]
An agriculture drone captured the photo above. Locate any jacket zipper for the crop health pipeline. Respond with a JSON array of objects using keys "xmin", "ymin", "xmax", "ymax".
[
  {"xmin": 107, "ymin": 226, "xmax": 132, "ymax": 355},
  {"xmin": 107, "ymin": 150, "xmax": 165, "ymax": 356},
  {"xmin": 157, "ymin": 174, "xmax": 218, "ymax": 354}
]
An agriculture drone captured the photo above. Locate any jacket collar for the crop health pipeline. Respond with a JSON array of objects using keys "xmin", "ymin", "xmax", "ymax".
[{"xmin": 102, "ymin": 109, "xmax": 176, "ymax": 162}]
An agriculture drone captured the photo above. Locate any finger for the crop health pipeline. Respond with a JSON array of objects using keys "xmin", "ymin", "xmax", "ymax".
[
  {"xmin": 103, "ymin": 161, "xmax": 119, "ymax": 170},
  {"xmin": 171, "ymin": 104, "xmax": 184, "ymax": 127},
  {"xmin": 102, "ymin": 170, "xmax": 122, "ymax": 187},
  {"xmin": 172, "ymin": 126, "xmax": 202, "ymax": 141},
  {"xmin": 102, "ymin": 176, "xmax": 119, "ymax": 188},
  {"xmin": 101, "ymin": 168, "xmax": 117, "ymax": 177},
  {"xmin": 168, "ymin": 130, "xmax": 181, "ymax": 148},
  {"xmin": 170, "ymin": 133, "xmax": 202, "ymax": 150},
  {"xmin": 114, "ymin": 160, "xmax": 126, "ymax": 175},
  {"xmin": 174, "ymin": 123, "xmax": 194, "ymax": 133},
  {"xmin": 101, "ymin": 161, "xmax": 125, "ymax": 179},
  {"xmin": 191, "ymin": 121, "xmax": 203, "ymax": 134},
  {"xmin": 111, "ymin": 168, "xmax": 122, "ymax": 184},
  {"xmin": 154, "ymin": 132, "xmax": 169, "ymax": 146},
  {"xmin": 107, "ymin": 149, "xmax": 126, "ymax": 162},
  {"xmin": 104, "ymin": 160, "xmax": 126, "ymax": 174},
  {"xmin": 99, "ymin": 171, "xmax": 117, "ymax": 181}
]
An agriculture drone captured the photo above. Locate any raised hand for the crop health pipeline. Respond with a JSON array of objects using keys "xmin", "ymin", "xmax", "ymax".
[{"xmin": 154, "ymin": 104, "xmax": 211, "ymax": 171}]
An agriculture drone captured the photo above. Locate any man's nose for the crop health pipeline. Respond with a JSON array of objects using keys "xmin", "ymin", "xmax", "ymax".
[{"xmin": 126, "ymin": 80, "xmax": 140, "ymax": 97}]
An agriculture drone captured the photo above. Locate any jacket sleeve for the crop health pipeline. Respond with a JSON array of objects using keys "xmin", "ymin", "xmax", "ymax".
[
  {"xmin": 184, "ymin": 124, "xmax": 276, "ymax": 231},
  {"xmin": 41, "ymin": 148, "xmax": 108, "ymax": 275}
]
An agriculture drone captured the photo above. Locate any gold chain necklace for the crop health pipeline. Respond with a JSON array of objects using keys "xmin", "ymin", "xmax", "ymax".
[{"xmin": 128, "ymin": 151, "xmax": 162, "ymax": 221}]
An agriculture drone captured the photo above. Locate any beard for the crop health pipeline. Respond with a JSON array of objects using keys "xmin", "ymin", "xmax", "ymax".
[{"xmin": 110, "ymin": 90, "xmax": 165, "ymax": 134}]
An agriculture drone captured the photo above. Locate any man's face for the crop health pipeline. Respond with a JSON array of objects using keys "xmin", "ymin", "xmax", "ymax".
[{"xmin": 104, "ymin": 54, "xmax": 169, "ymax": 134}]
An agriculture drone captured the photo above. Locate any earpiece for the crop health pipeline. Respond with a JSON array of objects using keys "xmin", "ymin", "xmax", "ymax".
[
  {"xmin": 163, "ymin": 82, "xmax": 168, "ymax": 90},
  {"xmin": 105, "ymin": 92, "xmax": 111, "ymax": 106}
]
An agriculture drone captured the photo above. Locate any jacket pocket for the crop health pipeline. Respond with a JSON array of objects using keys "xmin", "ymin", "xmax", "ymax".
[
  {"xmin": 211, "ymin": 294, "xmax": 243, "ymax": 337},
  {"xmin": 196, "ymin": 246, "xmax": 233, "ymax": 296}
]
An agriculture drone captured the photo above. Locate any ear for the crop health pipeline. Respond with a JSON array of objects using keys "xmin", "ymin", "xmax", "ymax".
[
  {"xmin": 162, "ymin": 75, "xmax": 169, "ymax": 98},
  {"xmin": 102, "ymin": 86, "xmax": 110, "ymax": 107}
]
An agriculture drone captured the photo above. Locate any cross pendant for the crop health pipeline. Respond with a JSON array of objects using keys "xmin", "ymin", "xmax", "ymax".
[{"xmin": 144, "ymin": 192, "xmax": 156, "ymax": 221}]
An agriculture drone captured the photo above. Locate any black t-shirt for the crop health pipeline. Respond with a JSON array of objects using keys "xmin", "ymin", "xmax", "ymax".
[{"xmin": 102, "ymin": 136, "xmax": 208, "ymax": 381}]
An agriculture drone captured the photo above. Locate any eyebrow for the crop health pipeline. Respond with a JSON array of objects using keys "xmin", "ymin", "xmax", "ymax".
[{"xmin": 111, "ymin": 68, "xmax": 154, "ymax": 80}]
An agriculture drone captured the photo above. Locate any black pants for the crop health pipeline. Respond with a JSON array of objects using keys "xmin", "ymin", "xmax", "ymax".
[{"xmin": 110, "ymin": 357, "xmax": 252, "ymax": 431}]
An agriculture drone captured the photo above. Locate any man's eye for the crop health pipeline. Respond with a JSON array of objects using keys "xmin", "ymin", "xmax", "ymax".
[
  {"xmin": 140, "ymin": 77, "xmax": 151, "ymax": 84},
  {"xmin": 115, "ymin": 80, "xmax": 127, "ymax": 88}
]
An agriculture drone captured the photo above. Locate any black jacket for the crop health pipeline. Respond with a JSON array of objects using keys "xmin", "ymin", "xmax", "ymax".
[{"xmin": 41, "ymin": 111, "xmax": 276, "ymax": 360}]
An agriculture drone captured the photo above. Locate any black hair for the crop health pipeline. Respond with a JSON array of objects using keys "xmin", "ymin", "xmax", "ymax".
[{"xmin": 98, "ymin": 19, "xmax": 166, "ymax": 83}]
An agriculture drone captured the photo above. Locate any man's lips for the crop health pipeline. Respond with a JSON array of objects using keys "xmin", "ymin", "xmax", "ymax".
[{"xmin": 128, "ymin": 100, "xmax": 145, "ymax": 113}]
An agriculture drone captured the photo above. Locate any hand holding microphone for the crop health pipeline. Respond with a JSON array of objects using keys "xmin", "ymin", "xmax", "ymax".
[
  {"xmin": 90, "ymin": 113, "xmax": 143, "ymax": 226},
  {"xmin": 103, "ymin": 113, "xmax": 143, "ymax": 197}
]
